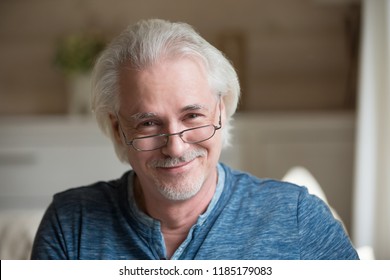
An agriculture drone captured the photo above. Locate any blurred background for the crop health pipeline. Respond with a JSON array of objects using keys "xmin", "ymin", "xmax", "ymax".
[{"xmin": 0, "ymin": 0, "xmax": 388, "ymax": 259}]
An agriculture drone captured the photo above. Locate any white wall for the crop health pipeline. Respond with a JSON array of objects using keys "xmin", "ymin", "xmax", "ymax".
[{"xmin": 0, "ymin": 117, "xmax": 129, "ymax": 210}]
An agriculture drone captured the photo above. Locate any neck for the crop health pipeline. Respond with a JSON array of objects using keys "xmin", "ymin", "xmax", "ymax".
[
  {"xmin": 134, "ymin": 171, "xmax": 217, "ymax": 230},
  {"xmin": 133, "ymin": 170, "xmax": 218, "ymax": 258}
]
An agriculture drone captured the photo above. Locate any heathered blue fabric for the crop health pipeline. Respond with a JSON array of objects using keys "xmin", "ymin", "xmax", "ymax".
[{"xmin": 31, "ymin": 163, "xmax": 359, "ymax": 260}]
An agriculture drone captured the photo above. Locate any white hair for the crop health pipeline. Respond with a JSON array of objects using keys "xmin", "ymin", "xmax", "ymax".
[{"xmin": 91, "ymin": 19, "xmax": 240, "ymax": 163}]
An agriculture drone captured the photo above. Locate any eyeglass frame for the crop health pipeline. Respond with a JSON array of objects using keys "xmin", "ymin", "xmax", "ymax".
[{"xmin": 115, "ymin": 96, "xmax": 222, "ymax": 152}]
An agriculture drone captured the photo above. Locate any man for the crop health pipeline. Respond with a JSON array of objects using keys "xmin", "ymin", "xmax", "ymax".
[{"xmin": 31, "ymin": 19, "xmax": 359, "ymax": 260}]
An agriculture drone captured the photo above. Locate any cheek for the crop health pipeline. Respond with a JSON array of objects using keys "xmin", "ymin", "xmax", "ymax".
[
  {"xmin": 210, "ymin": 134, "xmax": 223, "ymax": 159},
  {"xmin": 202, "ymin": 136, "xmax": 222, "ymax": 161},
  {"xmin": 127, "ymin": 151, "xmax": 153, "ymax": 171}
]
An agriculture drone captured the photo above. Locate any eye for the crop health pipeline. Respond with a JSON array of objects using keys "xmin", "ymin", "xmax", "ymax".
[
  {"xmin": 183, "ymin": 112, "xmax": 207, "ymax": 126},
  {"xmin": 187, "ymin": 113, "xmax": 201, "ymax": 119},
  {"xmin": 136, "ymin": 119, "xmax": 162, "ymax": 132},
  {"xmin": 140, "ymin": 120, "xmax": 157, "ymax": 127}
]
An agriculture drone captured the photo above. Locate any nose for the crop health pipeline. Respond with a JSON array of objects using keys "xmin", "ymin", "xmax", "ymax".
[{"xmin": 160, "ymin": 132, "xmax": 189, "ymax": 158}]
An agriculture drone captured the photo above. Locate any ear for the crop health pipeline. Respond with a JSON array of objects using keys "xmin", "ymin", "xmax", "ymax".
[
  {"xmin": 220, "ymin": 96, "xmax": 227, "ymax": 125},
  {"xmin": 109, "ymin": 113, "xmax": 123, "ymax": 145}
]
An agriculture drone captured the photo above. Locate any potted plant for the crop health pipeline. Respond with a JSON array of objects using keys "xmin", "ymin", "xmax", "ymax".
[{"xmin": 54, "ymin": 33, "xmax": 105, "ymax": 114}]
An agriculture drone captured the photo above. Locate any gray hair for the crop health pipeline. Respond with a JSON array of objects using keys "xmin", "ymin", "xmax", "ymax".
[{"xmin": 91, "ymin": 19, "xmax": 240, "ymax": 163}]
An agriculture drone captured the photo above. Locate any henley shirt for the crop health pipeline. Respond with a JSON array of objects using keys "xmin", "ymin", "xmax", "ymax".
[{"xmin": 31, "ymin": 163, "xmax": 359, "ymax": 260}]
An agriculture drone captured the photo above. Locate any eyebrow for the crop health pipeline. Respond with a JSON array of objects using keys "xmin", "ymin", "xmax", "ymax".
[
  {"xmin": 181, "ymin": 104, "xmax": 209, "ymax": 112},
  {"xmin": 129, "ymin": 104, "xmax": 209, "ymax": 121},
  {"xmin": 130, "ymin": 112, "xmax": 158, "ymax": 121}
]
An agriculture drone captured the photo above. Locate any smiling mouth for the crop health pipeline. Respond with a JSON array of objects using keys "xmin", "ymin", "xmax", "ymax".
[
  {"xmin": 149, "ymin": 149, "xmax": 206, "ymax": 170},
  {"xmin": 154, "ymin": 158, "xmax": 198, "ymax": 174},
  {"xmin": 159, "ymin": 159, "xmax": 193, "ymax": 170}
]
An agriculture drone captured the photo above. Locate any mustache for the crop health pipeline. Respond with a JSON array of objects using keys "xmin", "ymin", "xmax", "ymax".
[{"xmin": 148, "ymin": 149, "xmax": 207, "ymax": 168}]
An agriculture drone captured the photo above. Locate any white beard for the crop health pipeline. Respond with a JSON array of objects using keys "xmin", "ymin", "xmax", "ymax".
[{"xmin": 156, "ymin": 172, "xmax": 205, "ymax": 200}]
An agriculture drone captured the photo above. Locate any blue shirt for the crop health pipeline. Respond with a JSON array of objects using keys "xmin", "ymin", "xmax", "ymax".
[{"xmin": 31, "ymin": 163, "xmax": 359, "ymax": 260}]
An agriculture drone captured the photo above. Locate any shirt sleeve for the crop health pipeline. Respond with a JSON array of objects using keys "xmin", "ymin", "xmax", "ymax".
[
  {"xmin": 297, "ymin": 188, "xmax": 359, "ymax": 260},
  {"xmin": 30, "ymin": 202, "xmax": 69, "ymax": 260}
]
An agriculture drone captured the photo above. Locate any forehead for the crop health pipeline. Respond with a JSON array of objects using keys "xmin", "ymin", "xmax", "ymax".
[{"xmin": 118, "ymin": 57, "xmax": 215, "ymax": 114}]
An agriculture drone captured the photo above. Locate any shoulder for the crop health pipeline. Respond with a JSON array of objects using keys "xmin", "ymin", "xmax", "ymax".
[
  {"xmin": 218, "ymin": 162, "xmax": 340, "ymax": 226},
  {"xmin": 51, "ymin": 171, "xmax": 131, "ymax": 213},
  {"xmin": 31, "ymin": 171, "xmax": 132, "ymax": 260},
  {"xmin": 218, "ymin": 164, "xmax": 359, "ymax": 259},
  {"xmin": 218, "ymin": 162, "xmax": 320, "ymax": 226},
  {"xmin": 219, "ymin": 162, "xmax": 307, "ymax": 201}
]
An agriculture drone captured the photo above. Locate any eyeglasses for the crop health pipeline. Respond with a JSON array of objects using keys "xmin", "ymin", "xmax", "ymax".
[{"xmin": 116, "ymin": 98, "xmax": 222, "ymax": 152}]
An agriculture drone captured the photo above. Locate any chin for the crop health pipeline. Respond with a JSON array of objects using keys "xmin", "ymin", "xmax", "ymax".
[{"xmin": 155, "ymin": 173, "xmax": 205, "ymax": 201}]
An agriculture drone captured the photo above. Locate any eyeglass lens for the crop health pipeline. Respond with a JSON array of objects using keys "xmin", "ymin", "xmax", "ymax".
[{"xmin": 132, "ymin": 125, "xmax": 216, "ymax": 151}]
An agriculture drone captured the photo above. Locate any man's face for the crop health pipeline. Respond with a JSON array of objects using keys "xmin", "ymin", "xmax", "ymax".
[{"xmin": 113, "ymin": 57, "xmax": 224, "ymax": 202}]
